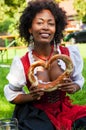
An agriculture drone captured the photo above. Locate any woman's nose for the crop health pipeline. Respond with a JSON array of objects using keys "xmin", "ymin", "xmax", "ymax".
[{"xmin": 43, "ymin": 23, "xmax": 48, "ymax": 30}]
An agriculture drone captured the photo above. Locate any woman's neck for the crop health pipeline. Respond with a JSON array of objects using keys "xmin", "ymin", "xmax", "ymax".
[
  {"xmin": 34, "ymin": 43, "xmax": 52, "ymax": 57},
  {"xmin": 33, "ymin": 43, "xmax": 54, "ymax": 62}
]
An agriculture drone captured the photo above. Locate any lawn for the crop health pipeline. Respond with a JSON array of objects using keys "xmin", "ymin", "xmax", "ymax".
[
  {"xmin": 0, "ymin": 47, "xmax": 28, "ymax": 119},
  {"xmin": 0, "ymin": 44, "xmax": 86, "ymax": 119}
]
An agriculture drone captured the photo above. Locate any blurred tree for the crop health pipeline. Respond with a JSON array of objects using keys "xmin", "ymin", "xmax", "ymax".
[
  {"xmin": 0, "ymin": 0, "xmax": 13, "ymax": 33},
  {"xmin": 5, "ymin": 0, "xmax": 25, "ymax": 6},
  {"xmin": 4, "ymin": 0, "xmax": 26, "ymax": 17},
  {"xmin": 82, "ymin": 15, "xmax": 86, "ymax": 23},
  {"xmin": 73, "ymin": 0, "xmax": 86, "ymax": 23},
  {"xmin": 0, "ymin": 0, "xmax": 26, "ymax": 45}
]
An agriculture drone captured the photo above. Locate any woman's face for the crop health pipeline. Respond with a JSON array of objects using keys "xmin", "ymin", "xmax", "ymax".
[{"xmin": 29, "ymin": 9, "xmax": 56, "ymax": 44}]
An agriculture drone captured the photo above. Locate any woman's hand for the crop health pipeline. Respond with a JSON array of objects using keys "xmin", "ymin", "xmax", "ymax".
[
  {"xmin": 58, "ymin": 78, "xmax": 80, "ymax": 94},
  {"xmin": 29, "ymin": 85, "xmax": 45, "ymax": 101},
  {"xmin": 12, "ymin": 86, "xmax": 45, "ymax": 104}
]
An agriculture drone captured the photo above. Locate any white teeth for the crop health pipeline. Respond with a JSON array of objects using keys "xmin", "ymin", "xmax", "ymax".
[{"xmin": 41, "ymin": 33, "xmax": 49, "ymax": 38}]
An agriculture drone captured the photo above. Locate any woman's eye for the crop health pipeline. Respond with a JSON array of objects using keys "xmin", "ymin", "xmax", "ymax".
[
  {"xmin": 49, "ymin": 23, "xmax": 55, "ymax": 26},
  {"xmin": 37, "ymin": 22, "xmax": 43, "ymax": 25}
]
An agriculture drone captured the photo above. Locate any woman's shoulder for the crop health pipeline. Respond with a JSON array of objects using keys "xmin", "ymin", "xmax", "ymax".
[
  {"xmin": 59, "ymin": 45, "xmax": 83, "ymax": 66},
  {"xmin": 11, "ymin": 56, "xmax": 22, "ymax": 67},
  {"xmin": 59, "ymin": 45, "xmax": 80, "ymax": 54},
  {"xmin": 66, "ymin": 45, "xmax": 83, "ymax": 65},
  {"xmin": 66, "ymin": 45, "xmax": 81, "ymax": 57},
  {"xmin": 67, "ymin": 45, "xmax": 80, "ymax": 52}
]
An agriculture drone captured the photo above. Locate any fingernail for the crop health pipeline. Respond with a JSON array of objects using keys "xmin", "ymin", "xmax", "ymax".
[
  {"xmin": 40, "ymin": 88, "xmax": 45, "ymax": 90},
  {"xmin": 37, "ymin": 97, "xmax": 41, "ymax": 100}
]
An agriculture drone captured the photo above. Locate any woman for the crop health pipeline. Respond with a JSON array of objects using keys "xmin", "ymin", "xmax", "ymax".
[{"xmin": 4, "ymin": 0, "xmax": 86, "ymax": 130}]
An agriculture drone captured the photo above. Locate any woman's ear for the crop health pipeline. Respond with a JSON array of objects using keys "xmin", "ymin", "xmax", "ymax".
[{"xmin": 29, "ymin": 28, "xmax": 32, "ymax": 34}]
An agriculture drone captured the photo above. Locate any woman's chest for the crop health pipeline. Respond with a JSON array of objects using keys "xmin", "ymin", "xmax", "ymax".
[{"xmin": 36, "ymin": 60, "xmax": 64, "ymax": 82}]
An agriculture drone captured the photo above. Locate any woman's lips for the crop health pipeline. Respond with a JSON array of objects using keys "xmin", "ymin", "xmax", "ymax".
[{"xmin": 40, "ymin": 33, "xmax": 50, "ymax": 38}]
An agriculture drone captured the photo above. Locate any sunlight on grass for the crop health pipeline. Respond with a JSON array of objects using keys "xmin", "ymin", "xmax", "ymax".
[
  {"xmin": 0, "ymin": 99, "xmax": 14, "ymax": 118},
  {"xmin": 77, "ymin": 44, "xmax": 86, "ymax": 58},
  {"xmin": 0, "ymin": 47, "xmax": 28, "ymax": 63}
]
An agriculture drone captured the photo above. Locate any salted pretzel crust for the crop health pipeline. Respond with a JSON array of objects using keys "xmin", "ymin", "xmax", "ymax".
[{"xmin": 28, "ymin": 54, "xmax": 73, "ymax": 92}]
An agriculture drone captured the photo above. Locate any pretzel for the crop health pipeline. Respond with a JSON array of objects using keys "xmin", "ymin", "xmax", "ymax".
[{"xmin": 28, "ymin": 54, "xmax": 74, "ymax": 92}]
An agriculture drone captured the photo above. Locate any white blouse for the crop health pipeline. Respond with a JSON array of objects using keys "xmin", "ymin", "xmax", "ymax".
[{"xmin": 4, "ymin": 45, "xmax": 84, "ymax": 101}]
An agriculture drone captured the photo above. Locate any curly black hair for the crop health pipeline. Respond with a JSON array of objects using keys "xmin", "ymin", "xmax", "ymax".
[{"xmin": 19, "ymin": 0, "xmax": 67, "ymax": 45}]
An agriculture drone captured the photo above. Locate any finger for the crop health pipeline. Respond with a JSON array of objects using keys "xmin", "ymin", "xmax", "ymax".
[
  {"xmin": 60, "ymin": 85, "xmax": 76, "ymax": 94},
  {"xmin": 30, "ymin": 89, "xmax": 44, "ymax": 97},
  {"xmin": 59, "ymin": 87, "xmax": 72, "ymax": 93},
  {"xmin": 37, "ymin": 97, "xmax": 41, "ymax": 100},
  {"xmin": 29, "ymin": 86, "xmax": 37, "ymax": 91},
  {"xmin": 58, "ymin": 82, "xmax": 74, "ymax": 88},
  {"xmin": 31, "ymin": 92, "xmax": 44, "ymax": 101},
  {"xmin": 63, "ymin": 78, "xmax": 72, "ymax": 82},
  {"xmin": 33, "ymin": 94, "xmax": 41, "ymax": 100},
  {"xmin": 30, "ymin": 88, "xmax": 45, "ymax": 94},
  {"xmin": 58, "ymin": 83, "xmax": 75, "ymax": 92}
]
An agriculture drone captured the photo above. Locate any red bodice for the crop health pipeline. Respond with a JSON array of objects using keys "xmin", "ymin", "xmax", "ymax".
[
  {"xmin": 21, "ymin": 45, "xmax": 70, "ymax": 104},
  {"xmin": 21, "ymin": 46, "xmax": 86, "ymax": 130}
]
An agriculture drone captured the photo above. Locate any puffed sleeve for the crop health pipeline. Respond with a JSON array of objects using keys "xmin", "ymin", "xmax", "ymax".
[
  {"xmin": 67, "ymin": 45, "xmax": 84, "ymax": 89},
  {"xmin": 4, "ymin": 56, "xmax": 27, "ymax": 101}
]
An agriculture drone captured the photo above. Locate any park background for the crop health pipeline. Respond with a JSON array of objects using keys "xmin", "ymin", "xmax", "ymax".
[{"xmin": 0, "ymin": 0, "xmax": 86, "ymax": 119}]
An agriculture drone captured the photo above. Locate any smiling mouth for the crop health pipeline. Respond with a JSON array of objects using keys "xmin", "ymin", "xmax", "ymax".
[{"xmin": 40, "ymin": 33, "xmax": 50, "ymax": 38}]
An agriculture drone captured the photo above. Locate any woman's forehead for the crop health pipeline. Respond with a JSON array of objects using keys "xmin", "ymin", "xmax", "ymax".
[{"xmin": 34, "ymin": 9, "xmax": 55, "ymax": 20}]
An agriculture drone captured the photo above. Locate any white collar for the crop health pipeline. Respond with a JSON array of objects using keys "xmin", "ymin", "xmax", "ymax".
[{"xmin": 28, "ymin": 45, "xmax": 66, "ymax": 70}]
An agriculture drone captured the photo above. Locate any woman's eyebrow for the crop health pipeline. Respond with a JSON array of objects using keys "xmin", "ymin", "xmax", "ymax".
[{"xmin": 37, "ymin": 17, "xmax": 55, "ymax": 22}]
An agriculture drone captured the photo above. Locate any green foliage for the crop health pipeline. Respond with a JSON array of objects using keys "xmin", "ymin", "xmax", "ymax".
[
  {"xmin": 0, "ymin": 0, "xmax": 27, "ymax": 45},
  {"xmin": 0, "ymin": 0, "xmax": 9, "ymax": 21},
  {"xmin": 73, "ymin": 0, "xmax": 86, "ymax": 22},
  {"xmin": 82, "ymin": 15, "xmax": 86, "ymax": 23},
  {"xmin": 7, "ymin": 2, "xmax": 27, "ymax": 46},
  {"xmin": 8, "ymin": 2, "xmax": 26, "ymax": 34},
  {"xmin": 0, "ymin": 20, "xmax": 13, "ymax": 32},
  {"xmin": 5, "ymin": 0, "xmax": 25, "ymax": 6}
]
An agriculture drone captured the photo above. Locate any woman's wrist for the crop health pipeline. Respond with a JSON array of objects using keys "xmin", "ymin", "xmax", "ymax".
[{"xmin": 12, "ymin": 93, "xmax": 35, "ymax": 104}]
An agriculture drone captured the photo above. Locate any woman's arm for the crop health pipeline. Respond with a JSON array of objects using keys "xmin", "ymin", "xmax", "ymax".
[
  {"xmin": 58, "ymin": 45, "xmax": 84, "ymax": 94},
  {"xmin": 12, "ymin": 86, "xmax": 44, "ymax": 104},
  {"xmin": 68, "ymin": 45, "xmax": 84, "ymax": 89},
  {"xmin": 4, "ymin": 84, "xmax": 44, "ymax": 104}
]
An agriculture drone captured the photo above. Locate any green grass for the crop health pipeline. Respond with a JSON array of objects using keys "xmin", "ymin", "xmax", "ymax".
[
  {"xmin": 69, "ymin": 57, "xmax": 86, "ymax": 105},
  {"xmin": 0, "ymin": 47, "xmax": 28, "ymax": 63},
  {"xmin": 69, "ymin": 44, "xmax": 86, "ymax": 105},
  {"xmin": 0, "ymin": 67, "xmax": 14, "ymax": 118},
  {"xmin": 0, "ymin": 47, "xmax": 28, "ymax": 119},
  {"xmin": 0, "ymin": 44, "xmax": 86, "ymax": 119}
]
